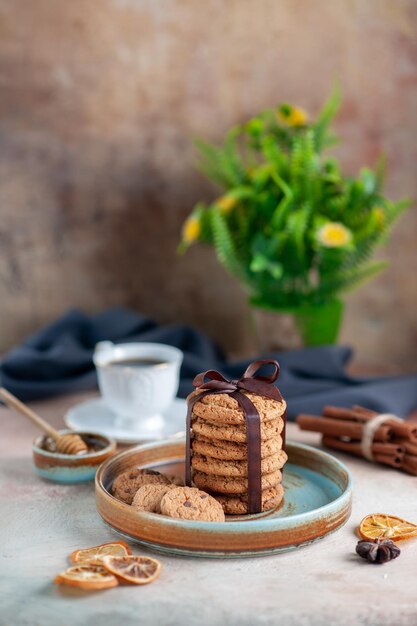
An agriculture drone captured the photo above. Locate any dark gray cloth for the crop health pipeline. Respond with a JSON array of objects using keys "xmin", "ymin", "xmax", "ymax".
[{"xmin": 1, "ymin": 308, "xmax": 416, "ymax": 419}]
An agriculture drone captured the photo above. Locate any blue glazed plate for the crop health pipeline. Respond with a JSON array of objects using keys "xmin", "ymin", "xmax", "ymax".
[{"xmin": 96, "ymin": 439, "xmax": 352, "ymax": 558}]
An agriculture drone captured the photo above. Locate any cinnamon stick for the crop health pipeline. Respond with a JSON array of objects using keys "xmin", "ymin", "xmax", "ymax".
[
  {"xmin": 296, "ymin": 404, "xmax": 417, "ymax": 476},
  {"xmin": 352, "ymin": 405, "xmax": 376, "ymax": 418},
  {"xmin": 390, "ymin": 422, "xmax": 417, "ymax": 439},
  {"xmin": 404, "ymin": 441, "xmax": 417, "ymax": 456},
  {"xmin": 320, "ymin": 408, "xmax": 417, "ymax": 438},
  {"xmin": 322, "ymin": 437, "xmax": 403, "ymax": 468},
  {"xmin": 323, "ymin": 405, "xmax": 417, "ymax": 437},
  {"xmin": 296, "ymin": 414, "xmax": 394, "ymax": 442},
  {"xmin": 323, "ymin": 406, "xmax": 374, "ymax": 422},
  {"xmin": 373, "ymin": 453, "xmax": 404, "ymax": 469},
  {"xmin": 352, "ymin": 405, "xmax": 417, "ymax": 437},
  {"xmin": 322, "ymin": 436, "xmax": 404, "ymax": 457},
  {"xmin": 402, "ymin": 455, "xmax": 417, "ymax": 474}
]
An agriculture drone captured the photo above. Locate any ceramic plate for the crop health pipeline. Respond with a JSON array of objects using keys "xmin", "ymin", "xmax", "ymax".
[
  {"xmin": 65, "ymin": 397, "xmax": 186, "ymax": 444},
  {"xmin": 95, "ymin": 439, "xmax": 352, "ymax": 557}
]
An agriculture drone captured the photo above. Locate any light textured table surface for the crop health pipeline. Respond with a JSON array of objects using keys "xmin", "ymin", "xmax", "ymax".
[{"xmin": 1, "ymin": 392, "xmax": 417, "ymax": 626}]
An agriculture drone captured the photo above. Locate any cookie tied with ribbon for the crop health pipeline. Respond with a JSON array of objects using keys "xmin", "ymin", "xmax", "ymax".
[{"xmin": 186, "ymin": 359, "xmax": 287, "ymax": 515}]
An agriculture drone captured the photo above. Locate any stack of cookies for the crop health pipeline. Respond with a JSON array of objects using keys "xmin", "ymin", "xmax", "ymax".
[{"xmin": 189, "ymin": 390, "xmax": 287, "ymax": 514}]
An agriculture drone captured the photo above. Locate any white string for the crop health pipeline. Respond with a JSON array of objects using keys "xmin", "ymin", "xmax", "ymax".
[{"xmin": 361, "ymin": 413, "xmax": 404, "ymax": 461}]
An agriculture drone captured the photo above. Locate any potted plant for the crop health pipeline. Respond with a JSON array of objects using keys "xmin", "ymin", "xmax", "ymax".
[{"xmin": 180, "ymin": 88, "xmax": 409, "ymax": 347}]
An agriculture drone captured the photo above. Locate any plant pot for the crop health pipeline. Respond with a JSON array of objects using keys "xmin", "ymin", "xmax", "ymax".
[{"xmin": 249, "ymin": 299, "xmax": 344, "ymax": 352}]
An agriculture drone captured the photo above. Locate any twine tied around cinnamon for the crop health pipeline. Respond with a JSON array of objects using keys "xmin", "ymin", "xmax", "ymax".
[
  {"xmin": 361, "ymin": 413, "xmax": 404, "ymax": 461},
  {"xmin": 185, "ymin": 359, "xmax": 284, "ymax": 514}
]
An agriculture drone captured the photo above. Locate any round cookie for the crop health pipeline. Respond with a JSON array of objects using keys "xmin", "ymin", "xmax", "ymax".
[
  {"xmin": 213, "ymin": 484, "xmax": 284, "ymax": 515},
  {"xmin": 131, "ymin": 484, "xmax": 176, "ymax": 513},
  {"xmin": 191, "ymin": 449, "xmax": 287, "ymax": 478},
  {"xmin": 191, "ymin": 434, "xmax": 283, "ymax": 461},
  {"xmin": 192, "ymin": 469, "xmax": 282, "ymax": 494},
  {"xmin": 188, "ymin": 389, "xmax": 286, "ymax": 426},
  {"xmin": 160, "ymin": 486, "xmax": 225, "ymax": 522},
  {"xmin": 192, "ymin": 417, "xmax": 284, "ymax": 444},
  {"xmin": 112, "ymin": 468, "xmax": 184, "ymax": 505}
]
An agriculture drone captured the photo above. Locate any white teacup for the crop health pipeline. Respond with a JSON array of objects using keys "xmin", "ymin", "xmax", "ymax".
[{"xmin": 93, "ymin": 341, "xmax": 183, "ymax": 434}]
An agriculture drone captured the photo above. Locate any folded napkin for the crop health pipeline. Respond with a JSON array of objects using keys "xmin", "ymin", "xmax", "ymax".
[{"xmin": 1, "ymin": 307, "xmax": 416, "ymax": 420}]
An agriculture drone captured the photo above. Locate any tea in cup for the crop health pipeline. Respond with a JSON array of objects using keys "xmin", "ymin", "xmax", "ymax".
[{"xmin": 93, "ymin": 341, "xmax": 183, "ymax": 435}]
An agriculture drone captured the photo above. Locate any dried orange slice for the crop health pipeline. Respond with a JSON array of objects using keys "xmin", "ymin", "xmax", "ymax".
[
  {"xmin": 54, "ymin": 564, "xmax": 119, "ymax": 590},
  {"xmin": 102, "ymin": 555, "xmax": 162, "ymax": 585},
  {"xmin": 70, "ymin": 541, "xmax": 132, "ymax": 564},
  {"xmin": 358, "ymin": 514, "xmax": 417, "ymax": 542}
]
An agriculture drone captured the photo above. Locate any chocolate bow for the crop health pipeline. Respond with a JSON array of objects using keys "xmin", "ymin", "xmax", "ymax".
[
  {"xmin": 186, "ymin": 359, "xmax": 285, "ymax": 514},
  {"xmin": 192, "ymin": 359, "xmax": 283, "ymax": 401}
]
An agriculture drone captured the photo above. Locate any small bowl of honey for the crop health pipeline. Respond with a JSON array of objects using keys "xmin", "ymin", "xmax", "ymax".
[{"xmin": 32, "ymin": 430, "xmax": 116, "ymax": 483}]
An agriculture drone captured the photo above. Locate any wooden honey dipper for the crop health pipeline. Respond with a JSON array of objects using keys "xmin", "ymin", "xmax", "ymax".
[{"xmin": 0, "ymin": 387, "xmax": 88, "ymax": 455}]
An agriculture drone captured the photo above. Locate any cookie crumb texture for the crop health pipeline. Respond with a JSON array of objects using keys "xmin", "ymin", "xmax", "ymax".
[
  {"xmin": 160, "ymin": 487, "xmax": 225, "ymax": 522},
  {"xmin": 213, "ymin": 484, "xmax": 284, "ymax": 515},
  {"xmin": 188, "ymin": 390, "xmax": 286, "ymax": 425},
  {"xmin": 192, "ymin": 417, "xmax": 284, "ymax": 443},
  {"xmin": 191, "ymin": 434, "xmax": 283, "ymax": 461},
  {"xmin": 131, "ymin": 484, "xmax": 176, "ymax": 513},
  {"xmin": 192, "ymin": 469, "xmax": 282, "ymax": 494},
  {"xmin": 112, "ymin": 468, "xmax": 184, "ymax": 505},
  {"xmin": 191, "ymin": 450, "xmax": 287, "ymax": 477}
]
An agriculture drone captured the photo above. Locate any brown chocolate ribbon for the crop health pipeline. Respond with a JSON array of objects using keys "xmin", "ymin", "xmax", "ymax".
[{"xmin": 185, "ymin": 359, "xmax": 284, "ymax": 514}]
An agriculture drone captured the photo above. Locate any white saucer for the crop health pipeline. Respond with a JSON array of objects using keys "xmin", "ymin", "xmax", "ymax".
[{"xmin": 64, "ymin": 397, "xmax": 187, "ymax": 444}]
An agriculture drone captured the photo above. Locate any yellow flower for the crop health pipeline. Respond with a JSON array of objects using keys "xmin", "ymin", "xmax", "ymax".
[
  {"xmin": 317, "ymin": 222, "xmax": 352, "ymax": 248},
  {"xmin": 182, "ymin": 216, "xmax": 201, "ymax": 244},
  {"xmin": 278, "ymin": 105, "xmax": 308, "ymax": 127},
  {"xmin": 216, "ymin": 195, "xmax": 237, "ymax": 214},
  {"xmin": 373, "ymin": 206, "xmax": 385, "ymax": 227}
]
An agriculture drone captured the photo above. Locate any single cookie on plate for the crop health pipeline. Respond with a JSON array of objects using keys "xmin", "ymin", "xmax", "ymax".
[
  {"xmin": 191, "ymin": 449, "xmax": 287, "ymax": 478},
  {"xmin": 112, "ymin": 468, "xmax": 183, "ymax": 505},
  {"xmin": 192, "ymin": 469, "xmax": 282, "ymax": 494},
  {"xmin": 191, "ymin": 434, "xmax": 283, "ymax": 461},
  {"xmin": 160, "ymin": 486, "xmax": 225, "ymax": 522},
  {"xmin": 131, "ymin": 484, "xmax": 176, "ymax": 513},
  {"xmin": 192, "ymin": 417, "xmax": 284, "ymax": 444},
  {"xmin": 188, "ymin": 389, "xmax": 286, "ymax": 425},
  {"xmin": 213, "ymin": 484, "xmax": 284, "ymax": 515}
]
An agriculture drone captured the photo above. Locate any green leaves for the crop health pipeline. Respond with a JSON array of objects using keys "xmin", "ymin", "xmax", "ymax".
[
  {"xmin": 384, "ymin": 198, "xmax": 410, "ymax": 226},
  {"xmin": 209, "ymin": 209, "xmax": 246, "ymax": 282},
  {"xmin": 319, "ymin": 260, "xmax": 388, "ymax": 297},
  {"xmin": 249, "ymin": 233, "xmax": 284, "ymax": 280},
  {"xmin": 250, "ymin": 255, "xmax": 283, "ymax": 279},
  {"xmin": 286, "ymin": 204, "xmax": 311, "ymax": 268},
  {"xmin": 182, "ymin": 86, "xmax": 410, "ymax": 309},
  {"xmin": 312, "ymin": 84, "xmax": 341, "ymax": 151},
  {"xmin": 194, "ymin": 138, "xmax": 230, "ymax": 188},
  {"xmin": 194, "ymin": 128, "xmax": 246, "ymax": 189}
]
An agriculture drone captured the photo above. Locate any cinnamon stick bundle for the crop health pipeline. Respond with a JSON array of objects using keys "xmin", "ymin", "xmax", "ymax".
[
  {"xmin": 297, "ymin": 414, "xmax": 394, "ymax": 442},
  {"xmin": 296, "ymin": 405, "xmax": 417, "ymax": 476}
]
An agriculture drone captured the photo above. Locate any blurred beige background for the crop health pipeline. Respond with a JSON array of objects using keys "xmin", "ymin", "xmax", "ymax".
[{"xmin": 0, "ymin": 0, "xmax": 416, "ymax": 370}]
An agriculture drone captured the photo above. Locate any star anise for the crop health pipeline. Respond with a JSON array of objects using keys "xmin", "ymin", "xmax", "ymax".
[{"xmin": 356, "ymin": 538, "xmax": 401, "ymax": 564}]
